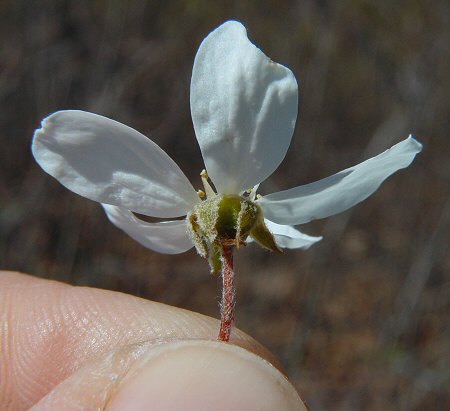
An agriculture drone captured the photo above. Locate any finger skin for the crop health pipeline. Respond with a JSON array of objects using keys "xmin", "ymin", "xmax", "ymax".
[
  {"xmin": 30, "ymin": 340, "xmax": 307, "ymax": 411},
  {"xmin": 0, "ymin": 271, "xmax": 280, "ymax": 410}
]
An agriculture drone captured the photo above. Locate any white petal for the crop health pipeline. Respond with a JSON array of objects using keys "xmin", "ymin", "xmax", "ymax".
[
  {"xmin": 102, "ymin": 204, "xmax": 193, "ymax": 254},
  {"xmin": 248, "ymin": 219, "xmax": 322, "ymax": 249},
  {"xmin": 191, "ymin": 21, "xmax": 298, "ymax": 194},
  {"xmin": 258, "ymin": 136, "xmax": 422, "ymax": 225},
  {"xmin": 265, "ymin": 219, "xmax": 322, "ymax": 249},
  {"xmin": 32, "ymin": 110, "xmax": 199, "ymax": 218}
]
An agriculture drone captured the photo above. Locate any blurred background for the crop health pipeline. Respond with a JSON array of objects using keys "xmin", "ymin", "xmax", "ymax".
[{"xmin": 0, "ymin": 1, "xmax": 449, "ymax": 409}]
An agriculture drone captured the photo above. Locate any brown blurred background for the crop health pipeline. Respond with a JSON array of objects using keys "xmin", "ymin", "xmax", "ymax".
[{"xmin": 1, "ymin": 1, "xmax": 449, "ymax": 410}]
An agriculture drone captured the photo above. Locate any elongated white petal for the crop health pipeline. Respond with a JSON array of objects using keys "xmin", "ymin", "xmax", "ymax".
[
  {"xmin": 267, "ymin": 220, "xmax": 322, "ymax": 249},
  {"xmin": 32, "ymin": 110, "xmax": 199, "ymax": 218},
  {"xmin": 248, "ymin": 219, "xmax": 322, "ymax": 249},
  {"xmin": 102, "ymin": 204, "xmax": 193, "ymax": 254},
  {"xmin": 258, "ymin": 136, "xmax": 422, "ymax": 225},
  {"xmin": 191, "ymin": 21, "xmax": 298, "ymax": 194}
]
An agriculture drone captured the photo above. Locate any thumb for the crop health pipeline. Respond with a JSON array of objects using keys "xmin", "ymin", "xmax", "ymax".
[{"xmin": 30, "ymin": 339, "xmax": 307, "ymax": 411}]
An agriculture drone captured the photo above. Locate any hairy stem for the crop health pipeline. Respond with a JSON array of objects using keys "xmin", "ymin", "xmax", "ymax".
[{"xmin": 218, "ymin": 243, "xmax": 235, "ymax": 342}]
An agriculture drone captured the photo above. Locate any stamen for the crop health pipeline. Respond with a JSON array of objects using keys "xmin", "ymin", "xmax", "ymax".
[
  {"xmin": 200, "ymin": 169, "xmax": 216, "ymax": 198},
  {"xmin": 197, "ymin": 189, "xmax": 206, "ymax": 199},
  {"xmin": 248, "ymin": 184, "xmax": 260, "ymax": 201},
  {"xmin": 256, "ymin": 194, "xmax": 262, "ymax": 199}
]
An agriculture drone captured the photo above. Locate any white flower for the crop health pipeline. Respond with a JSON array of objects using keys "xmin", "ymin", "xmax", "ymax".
[{"xmin": 32, "ymin": 20, "xmax": 422, "ymax": 260}]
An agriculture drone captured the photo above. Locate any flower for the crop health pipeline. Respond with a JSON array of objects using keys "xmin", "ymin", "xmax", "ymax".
[
  {"xmin": 32, "ymin": 21, "xmax": 422, "ymax": 341},
  {"xmin": 32, "ymin": 19, "xmax": 422, "ymax": 257}
]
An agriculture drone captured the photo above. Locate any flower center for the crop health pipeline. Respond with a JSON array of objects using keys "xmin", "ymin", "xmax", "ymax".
[
  {"xmin": 187, "ymin": 193, "xmax": 260, "ymax": 274},
  {"xmin": 193, "ymin": 193, "xmax": 260, "ymax": 243},
  {"xmin": 186, "ymin": 170, "xmax": 280, "ymax": 273}
]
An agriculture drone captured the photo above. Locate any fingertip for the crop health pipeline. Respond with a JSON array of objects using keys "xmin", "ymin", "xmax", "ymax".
[
  {"xmin": 30, "ymin": 340, "xmax": 307, "ymax": 411},
  {"xmin": 107, "ymin": 340, "xmax": 307, "ymax": 411}
]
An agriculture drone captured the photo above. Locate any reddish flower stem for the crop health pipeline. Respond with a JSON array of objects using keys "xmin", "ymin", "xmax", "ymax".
[{"xmin": 218, "ymin": 243, "xmax": 235, "ymax": 342}]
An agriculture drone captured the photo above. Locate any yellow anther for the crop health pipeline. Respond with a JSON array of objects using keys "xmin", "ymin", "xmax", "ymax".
[
  {"xmin": 247, "ymin": 184, "xmax": 260, "ymax": 201},
  {"xmin": 197, "ymin": 190, "xmax": 206, "ymax": 199},
  {"xmin": 256, "ymin": 194, "xmax": 262, "ymax": 199},
  {"xmin": 200, "ymin": 169, "xmax": 215, "ymax": 198}
]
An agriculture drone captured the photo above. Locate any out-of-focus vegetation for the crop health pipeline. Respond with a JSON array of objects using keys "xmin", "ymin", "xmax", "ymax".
[{"xmin": 0, "ymin": 1, "xmax": 448, "ymax": 409}]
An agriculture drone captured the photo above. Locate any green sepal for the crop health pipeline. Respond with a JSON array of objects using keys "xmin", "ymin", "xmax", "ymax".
[
  {"xmin": 187, "ymin": 212, "xmax": 208, "ymax": 257},
  {"xmin": 249, "ymin": 215, "xmax": 282, "ymax": 253},
  {"xmin": 208, "ymin": 242, "xmax": 222, "ymax": 275}
]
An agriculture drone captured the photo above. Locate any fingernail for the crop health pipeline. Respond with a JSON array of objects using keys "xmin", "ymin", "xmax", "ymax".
[{"xmin": 107, "ymin": 340, "xmax": 307, "ymax": 411}]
